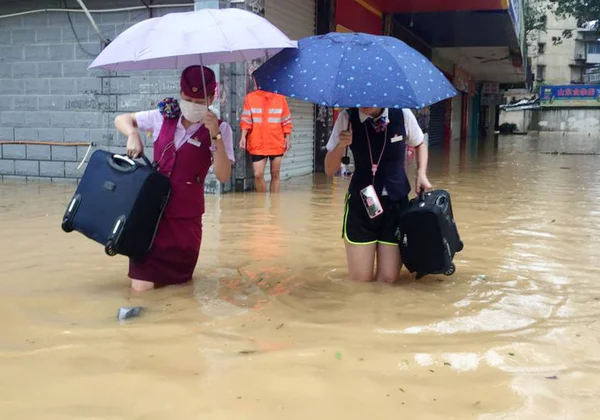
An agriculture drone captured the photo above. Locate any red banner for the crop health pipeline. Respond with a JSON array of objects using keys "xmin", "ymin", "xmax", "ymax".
[{"xmin": 368, "ymin": 0, "xmax": 506, "ymax": 13}]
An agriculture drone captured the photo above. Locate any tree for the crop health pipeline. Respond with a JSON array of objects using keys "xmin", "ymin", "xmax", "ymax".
[
  {"xmin": 547, "ymin": 0, "xmax": 599, "ymax": 44},
  {"xmin": 525, "ymin": 0, "xmax": 547, "ymax": 40},
  {"xmin": 550, "ymin": 0, "xmax": 600, "ymax": 25}
]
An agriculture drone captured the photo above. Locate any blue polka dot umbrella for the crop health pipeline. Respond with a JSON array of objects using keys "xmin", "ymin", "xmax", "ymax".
[{"xmin": 253, "ymin": 32, "xmax": 457, "ymax": 109}]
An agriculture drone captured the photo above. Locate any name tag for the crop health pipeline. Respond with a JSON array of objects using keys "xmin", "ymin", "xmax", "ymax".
[
  {"xmin": 188, "ymin": 138, "xmax": 201, "ymax": 147},
  {"xmin": 391, "ymin": 135, "xmax": 404, "ymax": 143}
]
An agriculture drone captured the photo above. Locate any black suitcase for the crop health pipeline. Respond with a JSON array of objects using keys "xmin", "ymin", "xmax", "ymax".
[
  {"xmin": 61, "ymin": 149, "xmax": 171, "ymax": 259},
  {"xmin": 398, "ymin": 189, "xmax": 464, "ymax": 279}
]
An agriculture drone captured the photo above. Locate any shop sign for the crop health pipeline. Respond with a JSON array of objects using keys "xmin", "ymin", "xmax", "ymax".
[
  {"xmin": 540, "ymin": 85, "xmax": 600, "ymax": 107},
  {"xmin": 482, "ymin": 82, "xmax": 500, "ymax": 95}
]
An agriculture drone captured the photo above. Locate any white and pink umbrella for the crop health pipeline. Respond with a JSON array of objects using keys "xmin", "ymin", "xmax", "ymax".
[{"xmin": 89, "ymin": 8, "xmax": 297, "ymax": 94}]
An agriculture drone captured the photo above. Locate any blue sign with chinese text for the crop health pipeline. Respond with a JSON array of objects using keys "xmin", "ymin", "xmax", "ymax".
[{"xmin": 540, "ymin": 85, "xmax": 600, "ymax": 107}]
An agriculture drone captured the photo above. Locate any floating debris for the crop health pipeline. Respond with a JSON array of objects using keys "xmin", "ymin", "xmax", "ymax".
[
  {"xmin": 276, "ymin": 323, "xmax": 285, "ymax": 330},
  {"xmin": 117, "ymin": 306, "xmax": 143, "ymax": 321},
  {"xmin": 545, "ymin": 375, "xmax": 559, "ymax": 380},
  {"xmin": 238, "ymin": 350, "xmax": 257, "ymax": 355},
  {"xmin": 335, "ymin": 351, "xmax": 342, "ymax": 360}
]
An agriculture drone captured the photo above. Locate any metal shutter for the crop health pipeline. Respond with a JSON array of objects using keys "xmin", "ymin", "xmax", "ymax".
[
  {"xmin": 265, "ymin": 0, "xmax": 315, "ymax": 179},
  {"xmin": 428, "ymin": 101, "xmax": 446, "ymax": 146}
]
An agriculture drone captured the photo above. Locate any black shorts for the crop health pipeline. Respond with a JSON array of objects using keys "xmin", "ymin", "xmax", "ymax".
[
  {"xmin": 342, "ymin": 193, "xmax": 408, "ymax": 245},
  {"xmin": 250, "ymin": 154, "xmax": 283, "ymax": 163}
]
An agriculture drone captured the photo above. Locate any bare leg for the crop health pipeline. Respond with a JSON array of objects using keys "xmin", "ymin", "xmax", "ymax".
[
  {"xmin": 252, "ymin": 159, "xmax": 267, "ymax": 193},
  {"xmin": 270, "ymin": 157, "xmax": 282, "ymax": 193},
  {"xmin": 344, "ymin": 240, "xmax": 377, "ymax": 282},
  {"xmin": 131, "ymin": 278, "xmax": 154, "ymax": 292},
  {"xmin": 375, "ymin": 243, "xmax": 402, "ymax": 283}
]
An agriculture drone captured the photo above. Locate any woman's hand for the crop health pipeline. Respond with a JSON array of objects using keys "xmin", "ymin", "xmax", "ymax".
[
  {"xmin": 415, "ymin": 171, "xmax": 432, "ymax": 194},
  {"xmin": 337, "ymin": 130, "xmax": 353, "ymax": 150},
  {"xmin": 204, "ymin": 111, "xmax": 220, "ymax": 138},
  {"xmin": 126, "ymin": 133, "xmax": 144, "ymax": 158}
]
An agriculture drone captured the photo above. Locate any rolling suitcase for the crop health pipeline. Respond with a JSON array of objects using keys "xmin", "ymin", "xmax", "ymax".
[
  {"xmin": 61, "ymin": 149, "xmax": 171, "ymax": 259},
  {"xmin": 398, "ymin": 189, "xmax": 464, "ymax": 279}
]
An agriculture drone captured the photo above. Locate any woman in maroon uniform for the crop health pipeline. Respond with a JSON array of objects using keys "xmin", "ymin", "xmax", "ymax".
[{"xmin": 115, "ymin": 66, "xmax": 235, "ymax": 291}]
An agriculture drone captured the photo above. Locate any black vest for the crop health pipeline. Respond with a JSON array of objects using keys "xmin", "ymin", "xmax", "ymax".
[{"xmin": 348, "ymin": 108, "xmax": 410, "ymax": 202}]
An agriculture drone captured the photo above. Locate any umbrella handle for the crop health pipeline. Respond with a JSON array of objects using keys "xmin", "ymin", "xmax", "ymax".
[
  {"xmin": 340, "ymin": 114, "xmax": 351, "ymax": 165},
  {"xmin": 341, "ymin": 148, "xmax": 350, "ymax": 165}
]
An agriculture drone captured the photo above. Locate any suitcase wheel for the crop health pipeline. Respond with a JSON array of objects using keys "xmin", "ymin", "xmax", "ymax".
[
  {"xmin": 62, "ymin": 194, "xmax": 81, "ymax": 233},
  {"xmin": 105, "ymin": 241, "xmax": 117, "ymax": 257},
  {"xmin": 457, "ymin": 241, "xmax": 464, "ymax": 252},
  {"xmin": 61, "ymin": 217, "xmax": 74, "ymax": 233},
  {"xmin": 444, "ymin": 263, "xmax": 456, "ymax": 276}
]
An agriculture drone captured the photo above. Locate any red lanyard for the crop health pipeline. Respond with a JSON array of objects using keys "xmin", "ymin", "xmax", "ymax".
[{"xmin": 364, "ymin": 124, "xmax": 387, "ymax": 183}]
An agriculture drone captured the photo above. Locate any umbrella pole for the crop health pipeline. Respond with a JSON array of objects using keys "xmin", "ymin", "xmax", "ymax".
[
  {"xmin": 200, "ymin": 56, "xmax": 208, "ymax": 103},
  {"xmin": 342, "ymin": 117, "xmax": 350, "ymax": 165}
]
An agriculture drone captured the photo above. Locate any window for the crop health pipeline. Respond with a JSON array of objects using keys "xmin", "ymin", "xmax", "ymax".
[
  {"xmin": 538, "ymin": 42, "xmax": 546, "ymax": 54},
  {"xmin": 537, "ymin": 65, "xmax": 546, "ymax": 81},
  {"xmin": 588, "ymin": 42, "xmax": 600, "ymax": 54}
]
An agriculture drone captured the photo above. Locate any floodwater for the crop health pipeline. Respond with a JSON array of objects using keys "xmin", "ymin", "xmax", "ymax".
[{"xmin": 1, "ymin": 133, "xmax": 600, "ymax": 419}]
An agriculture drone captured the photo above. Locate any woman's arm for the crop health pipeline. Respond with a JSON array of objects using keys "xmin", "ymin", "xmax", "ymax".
[
  {"xmin": 325, "ymin": 143, "xmax": 348, "ymax": 176},
  {"xmin": 115, "ymin": 113, "xmax": 144, "ymax": 158},
  {"xmin": 210, "ymin": 120, "xmax": 234, "ymax": 183},
  {"xmin": 212, "ymin": 138, "xmax": 232, "ymax": 182},
  {"xmin": 404, "ymin": 109, "xmax": 432, "ymax": 193},
  {"xmin": 324, "ymin": 111, "xmax": 351, "ymax": 177}
]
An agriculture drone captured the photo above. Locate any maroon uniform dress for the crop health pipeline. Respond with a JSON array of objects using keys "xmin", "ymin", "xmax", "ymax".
[{"xmin": 128, "ymin": 115, "xmax": 218, "ymax": 286}]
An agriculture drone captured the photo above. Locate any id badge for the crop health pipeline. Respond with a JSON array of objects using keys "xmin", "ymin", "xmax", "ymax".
[{"xmin": 360, "ymin": 185, "xmax": 384, "ymax": 219}]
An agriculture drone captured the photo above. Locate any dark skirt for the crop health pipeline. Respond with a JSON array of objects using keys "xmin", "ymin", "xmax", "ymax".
[{"xmin": 128, "ymin": 216, "xmax": 202, "ymax": 286}]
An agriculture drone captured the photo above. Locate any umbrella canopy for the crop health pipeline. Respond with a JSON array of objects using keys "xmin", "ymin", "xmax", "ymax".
[
  {"xmin": 89, "ymin": 8, "xmax": 297, "ymax": 71},
  {"xmin": 253, "ymin": 32, "xmax": 457, "ymax": 109}
]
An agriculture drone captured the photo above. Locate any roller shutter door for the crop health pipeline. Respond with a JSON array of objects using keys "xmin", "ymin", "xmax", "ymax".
[
  {"xmin": 265, "ymin": 0, "xmax": 316, "ymax": 178},
  {"xmin": 428, "ymin": 101, "xmax": 446, "ymax": 146}
]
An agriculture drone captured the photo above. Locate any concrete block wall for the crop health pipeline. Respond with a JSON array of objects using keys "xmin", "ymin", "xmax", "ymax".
[{"xmin": 0, "ymin": 1, "xmax": 228, "ymax": 191}]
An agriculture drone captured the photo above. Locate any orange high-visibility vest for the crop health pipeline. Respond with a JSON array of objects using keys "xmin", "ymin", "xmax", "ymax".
[{"xmin": 240, "ymin": 90, "xmax": 293, "ymax": 156}]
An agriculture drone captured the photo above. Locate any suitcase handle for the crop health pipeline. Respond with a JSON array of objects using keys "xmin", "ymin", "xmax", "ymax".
[
  {"xmin": 418, "ymin": 191, "xmax": 449, "ymax": 212},
  {"xmin": 108, "ymin": 154, "xmax": 138, "ymax": 173},
  {"xmin": 108, "ymin": 154, "xmax": 156, "ymax": 173},
  {"xmin": 139, "ymin": 154, "xmax": 154, "ymax": 169}
]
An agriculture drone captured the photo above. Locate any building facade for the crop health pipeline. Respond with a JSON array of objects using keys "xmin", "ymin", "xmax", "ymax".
[
  {"xmin": 0, "ymin": 0, "xmax": 527, "ymax": 186},
  {"xmin": 529, "ymin": 4, "xmax": 581, "ymax": 86}
]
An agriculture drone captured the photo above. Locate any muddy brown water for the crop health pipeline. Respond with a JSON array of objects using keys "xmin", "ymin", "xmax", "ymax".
[{"xmin": 1, "ymin": 134, "xmax": 600, "ymax": 419}]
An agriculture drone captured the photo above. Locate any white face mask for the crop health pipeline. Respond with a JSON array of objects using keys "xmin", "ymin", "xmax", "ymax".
[{"xmin": 180, "ymin": 99, "xmax": 208, "ymax": 123}]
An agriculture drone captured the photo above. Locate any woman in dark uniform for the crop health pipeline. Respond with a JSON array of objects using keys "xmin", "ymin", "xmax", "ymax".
[{"xmin": 324, "ymin": 106, "xmax": 432, "ymax": 283}]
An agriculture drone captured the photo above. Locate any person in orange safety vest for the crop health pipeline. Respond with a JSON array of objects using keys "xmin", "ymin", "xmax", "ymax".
[{"xmin": 239, "ymin": 88, "xmax": 293, "ymax": 193}]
